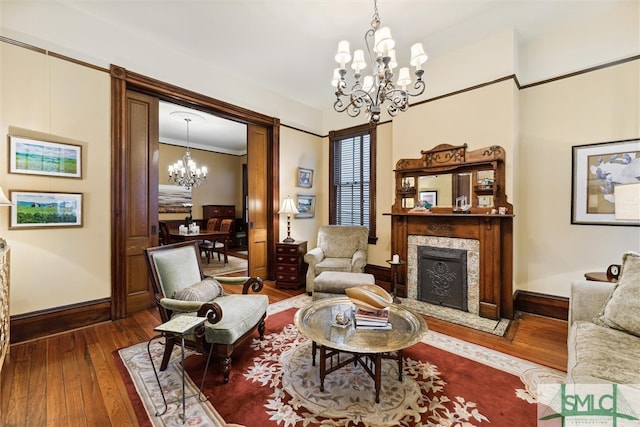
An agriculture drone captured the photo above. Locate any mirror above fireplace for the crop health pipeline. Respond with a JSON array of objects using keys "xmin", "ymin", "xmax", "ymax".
[{"xmin": 393, "ymin": 144, "xmax": 512, "ymax": 215}]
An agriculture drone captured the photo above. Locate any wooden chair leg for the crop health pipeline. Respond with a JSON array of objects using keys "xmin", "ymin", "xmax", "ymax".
[
  {"xmin": 160, "ymin": 336, "xmax": 177, "ymax": 371},
  {"xmin": 221, "ymin": 356, "xmax": 231, "ymax": 383}
]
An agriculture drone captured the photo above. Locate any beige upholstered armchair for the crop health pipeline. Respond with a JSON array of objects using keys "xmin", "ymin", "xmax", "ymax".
[{"xmin": 303, "ymin": 225, "xmax": 369, "ymax": 293}]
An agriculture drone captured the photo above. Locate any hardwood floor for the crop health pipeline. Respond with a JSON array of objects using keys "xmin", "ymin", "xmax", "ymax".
[{"xmin": 1, "ymin": 279, "xmax": 567, "ymax": 426}]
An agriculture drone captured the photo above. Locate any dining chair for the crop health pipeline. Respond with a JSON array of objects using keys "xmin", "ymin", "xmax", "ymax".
[
  {"xmin": 214, "ymin": 219, "xmax": 234, "ymax": 264},
  {"xmin": 199, "ymin": 218, "xmax": 220, "ymax": 264}
]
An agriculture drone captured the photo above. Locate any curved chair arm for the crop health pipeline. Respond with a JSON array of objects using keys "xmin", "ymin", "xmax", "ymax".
[
  {"xmin": 197, "ymin": 302, "xmax": 223, "ymax": 324},
  {"xmin": 351, "ymin": 249, "xmax": 367, "ymax": 272},
  {"xmin": 214, "ymin": 276, "xmax": 264, "ymax": 294},
  {"xmin": 304, "ymin": 247, "xmax": 325, "ymax": 268},
  {"xmin": 159, "ymin": 297, "xmax": 207, "ymax": 313}
]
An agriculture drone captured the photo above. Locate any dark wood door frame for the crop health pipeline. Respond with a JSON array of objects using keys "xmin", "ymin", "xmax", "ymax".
[{"xmin": 110, "ymin": 65, "xmax": 280, "ymax": 319}]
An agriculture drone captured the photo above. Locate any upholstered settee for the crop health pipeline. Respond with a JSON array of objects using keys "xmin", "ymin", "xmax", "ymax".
[
  {"xmin": 303, "ymin": 225, "xmax": 369, "ymax": 293},
  {"xmin": 567, "ymin": 251, "xmax": 640, "ymax": 386}
]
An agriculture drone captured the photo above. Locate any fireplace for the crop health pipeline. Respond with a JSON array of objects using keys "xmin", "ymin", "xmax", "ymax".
[
  {"xmin": 391, "ymin": 214, "xmax": 513, "ymax": 320},
  {"xmin": 417, "ymin": 246, "xmax": 467, "ymax": 311}
]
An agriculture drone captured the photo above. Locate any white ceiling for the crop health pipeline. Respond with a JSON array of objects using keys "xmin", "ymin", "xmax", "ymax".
[{"xmin": 2, "ymin": 0, "xmax": 630, "ymax": 153}]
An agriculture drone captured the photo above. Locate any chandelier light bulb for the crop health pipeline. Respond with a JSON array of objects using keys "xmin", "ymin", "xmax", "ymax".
[
  {"xmin": 331, "ymin": 68, "xmax": 342, "ymax": 87},
  {"xmin": 351, "ymin": 49, "xmax": 367, "ymax": 73},
  {"xmin": 374, "ymin": 27, "xmax": 394, "ymax": 55},
  {"xmin": 410, "ymin": 43, "xmax": 428, "ymax": 70},
  {"xmin": 397, "ymin": 67, "xmax": 411, "ymax": 90},
  {"xmin": 387, "ymin": 49, "xmax": 397, "ymax": 70},
  {"xmin": 335, "ymin": 40, "xmax": 351, "ymax": 68}
]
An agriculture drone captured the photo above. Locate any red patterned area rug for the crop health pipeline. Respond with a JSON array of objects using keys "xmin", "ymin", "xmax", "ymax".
[{"xmin": 117, "ymin": 295, "xmax": 565, "ymax": 426}]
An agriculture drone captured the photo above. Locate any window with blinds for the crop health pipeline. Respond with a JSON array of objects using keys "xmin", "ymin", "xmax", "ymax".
[{"xmin": 329, "ymin": 124, "xmax": 377, "ymax": 243}]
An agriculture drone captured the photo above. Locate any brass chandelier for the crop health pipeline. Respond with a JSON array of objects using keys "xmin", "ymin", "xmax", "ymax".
[{"xmin": 332, "ymin": 0, "xmax": 428, "ymax": 123}]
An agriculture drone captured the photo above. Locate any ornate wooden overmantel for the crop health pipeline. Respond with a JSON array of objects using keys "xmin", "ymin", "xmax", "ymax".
[{"xmin": 388, "ymin": 144, "xmax": 514, "ymax": 320}]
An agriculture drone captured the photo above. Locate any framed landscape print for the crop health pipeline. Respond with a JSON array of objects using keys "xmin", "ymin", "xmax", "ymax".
[
  {"xmin": 10, "ymin": 191, "xmax": 83, "ymax": 229},
  {"xmin": 9, "ymin": 135, "xmax": 82, "ymax": 178},
  {"xmin": 571, "ymin": 139, "xmax": 640, "ymax": 226},
  {"xmin": 295, "ymin": 194, "xmax": 316, "ymax": 218}
]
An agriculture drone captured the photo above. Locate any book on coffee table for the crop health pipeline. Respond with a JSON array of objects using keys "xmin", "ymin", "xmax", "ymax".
[{"xmin": 354, "ymin": 307, "xmax": 391, "ymax": 329}]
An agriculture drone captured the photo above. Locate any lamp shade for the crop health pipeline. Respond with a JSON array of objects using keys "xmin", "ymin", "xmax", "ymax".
[
  {"xmin": 0, "ymin": 187, "xmax": 13, "ymax": 206},
  {"xmin": 614, "ymin": 182, "xmax": 640, "ymax": 220},
  {"xmin": 278, "ymin": 197, "xmax": 299, "ymax": 215}
]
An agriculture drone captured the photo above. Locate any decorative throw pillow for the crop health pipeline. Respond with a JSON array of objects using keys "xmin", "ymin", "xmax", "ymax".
[
  {"xmin": 173, "ymin": 277, "xmax": 224, "ymax": 302},
  {"xmin": 323, "ymin": 235, "xmax": 359, "ymax": 258},
  {"xmin": 593, "ymin": 251, "xmax": 640, "ymax": 337}
]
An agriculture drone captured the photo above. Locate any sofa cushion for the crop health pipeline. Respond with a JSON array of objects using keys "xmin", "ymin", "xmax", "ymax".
[
  {"xmin": 568, "ymin": 321, "xmax": 640, "ymax": 385},
  {"xmin": 322, "ymin": 234, "xmax": 358, "ymax": 258},
  {"xmin": 173, "ymin": 277, "xmax": 224, "ymax": 302},
  {"xmin": 594, "ymin": 251, "xmax": 640, "ymax": 337}
]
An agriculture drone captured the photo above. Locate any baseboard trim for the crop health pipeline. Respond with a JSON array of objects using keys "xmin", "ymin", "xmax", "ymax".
[
  {"xmin": 513, "ymin": 290, "xmax": 568, "ymax": 320},
  {"xmin": 11, "ymin": 298, "xmax": 111, "ymax": 344}
]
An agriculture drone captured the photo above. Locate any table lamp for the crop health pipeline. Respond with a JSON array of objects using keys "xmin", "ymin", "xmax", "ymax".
[{"xmin": 278, "ymin": 196, "xmax": 299, "ymax": 243}]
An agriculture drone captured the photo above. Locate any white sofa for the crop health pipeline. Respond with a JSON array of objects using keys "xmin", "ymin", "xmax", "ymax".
[{"xmin": 567, "ymin": 251, "xmax": 640, "ymax": 386}]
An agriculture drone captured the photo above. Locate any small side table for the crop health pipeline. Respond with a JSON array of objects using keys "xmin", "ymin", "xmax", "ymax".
[
  {"xmin": 386, "ymin": 259, "xmax": 405, "ymax": 303},
  {"xmin": 147, "ymin": 316, "xmax": 212, "ymax": 423}
]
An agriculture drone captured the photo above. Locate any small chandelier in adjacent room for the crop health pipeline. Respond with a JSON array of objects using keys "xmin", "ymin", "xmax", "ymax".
[
  {"xmin": 332, "ymin": 0, "xmax": 428, "ymax": 123},
  {"xmin": 168, "ymin": 112, "xmax": 208, "ymax": 190}
]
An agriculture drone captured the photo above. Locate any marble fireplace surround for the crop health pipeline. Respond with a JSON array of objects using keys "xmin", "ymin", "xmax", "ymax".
[{"xmin": 407, "ymin": 236, "xmax": 479, "ymax": 314}]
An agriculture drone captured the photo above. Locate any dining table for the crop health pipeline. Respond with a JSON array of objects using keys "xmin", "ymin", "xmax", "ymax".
[{"xmin": 167, "ymin": 229, "xmax": 229, "ymax": 243}]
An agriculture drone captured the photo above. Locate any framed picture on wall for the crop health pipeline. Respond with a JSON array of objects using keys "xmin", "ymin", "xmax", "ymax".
[
  {"xmin": 571, "ymin": 138, "xmax": 640, "ymax": 226},
  {"xmin": 9, "ymin": 191, "xmax": 83, "ymax": 229},
  {"xmin": 295, "ymin": 194, "xmax": 316, "ymax": 218},
  {"xmin": 8, "ymin": 135, "xmax": 82, "ymax": 178},
  {"xmin": 297, "ymin": 167, "xmax": 313, "ymax": 188}
]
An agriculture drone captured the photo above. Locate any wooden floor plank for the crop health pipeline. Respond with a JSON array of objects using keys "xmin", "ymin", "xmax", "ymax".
[
  {"xmin": 72, "ymin": 329, "xmax": 111, "ymax": 426},
  {"xmin": 24, "ymin": 340, "xmax": 47, "ymax": 427},
  {"xmin": 84, "ymin": 327, "xmax": 137, "ymax": 427},
  {"xmin": 46, "ymin": 334, "xmax": 69, "ymax": 426},
  {"xmin": 3, "ymin": 344, "xmax": 30, "ymax": 426},
  {"xmin": 1, "ymin": 279, "xmax": 569, "ymax": 426},
  {"xmin": 59, "ymin": 333, "xmax": 88, "ymax": 426}
]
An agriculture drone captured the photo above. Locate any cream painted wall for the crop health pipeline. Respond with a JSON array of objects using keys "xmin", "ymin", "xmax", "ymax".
[
  {"xmin": 392, "ymin": 80, "xmax": 517, "ymax": 201},
  {"xmin": 1, "ymin": 44, "xmax": 111, "ymax": 315},
  {"xmin": 518, "ymin": 61, "xmax": 640, "ymax": 297},
  {"xmin": 159, "ymin": 144, "xmax": 244, "ymax": 221},
  {"xmin": 278, "ymin": 127, "xmax": 324, "ymax": 245}
]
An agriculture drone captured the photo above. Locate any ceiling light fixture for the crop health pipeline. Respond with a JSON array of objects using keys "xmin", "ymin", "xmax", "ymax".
[
  {"xmin": 168, "ymin": 112, "xmax": 208, "ymax": 190},
  {"xmin": 332, "ymin": 0, "xmax": 428, "ymax": 123}
]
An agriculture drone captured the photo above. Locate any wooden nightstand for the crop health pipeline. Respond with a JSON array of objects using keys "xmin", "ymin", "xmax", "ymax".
[{"xmin": 275, "ymin": 241, "xmax": 308, "ymax": 289}]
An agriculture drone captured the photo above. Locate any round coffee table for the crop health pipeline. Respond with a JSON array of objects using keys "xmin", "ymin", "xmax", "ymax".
[{"xmin": 294, "ymin": 297, "xmax": 427, "ymax": 403}]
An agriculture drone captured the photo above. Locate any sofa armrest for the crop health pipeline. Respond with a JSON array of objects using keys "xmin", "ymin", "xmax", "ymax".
[
  {"xmin": 304, "ymin": 247, "xmax": 325, "ymax": 268},
  {"xmin": 351, "ymin": 249, "xmax": 367, "ymax": 272},
  {"xmin": 568, "ymin": 279, "xmax": 616, "ymax": 327}
]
